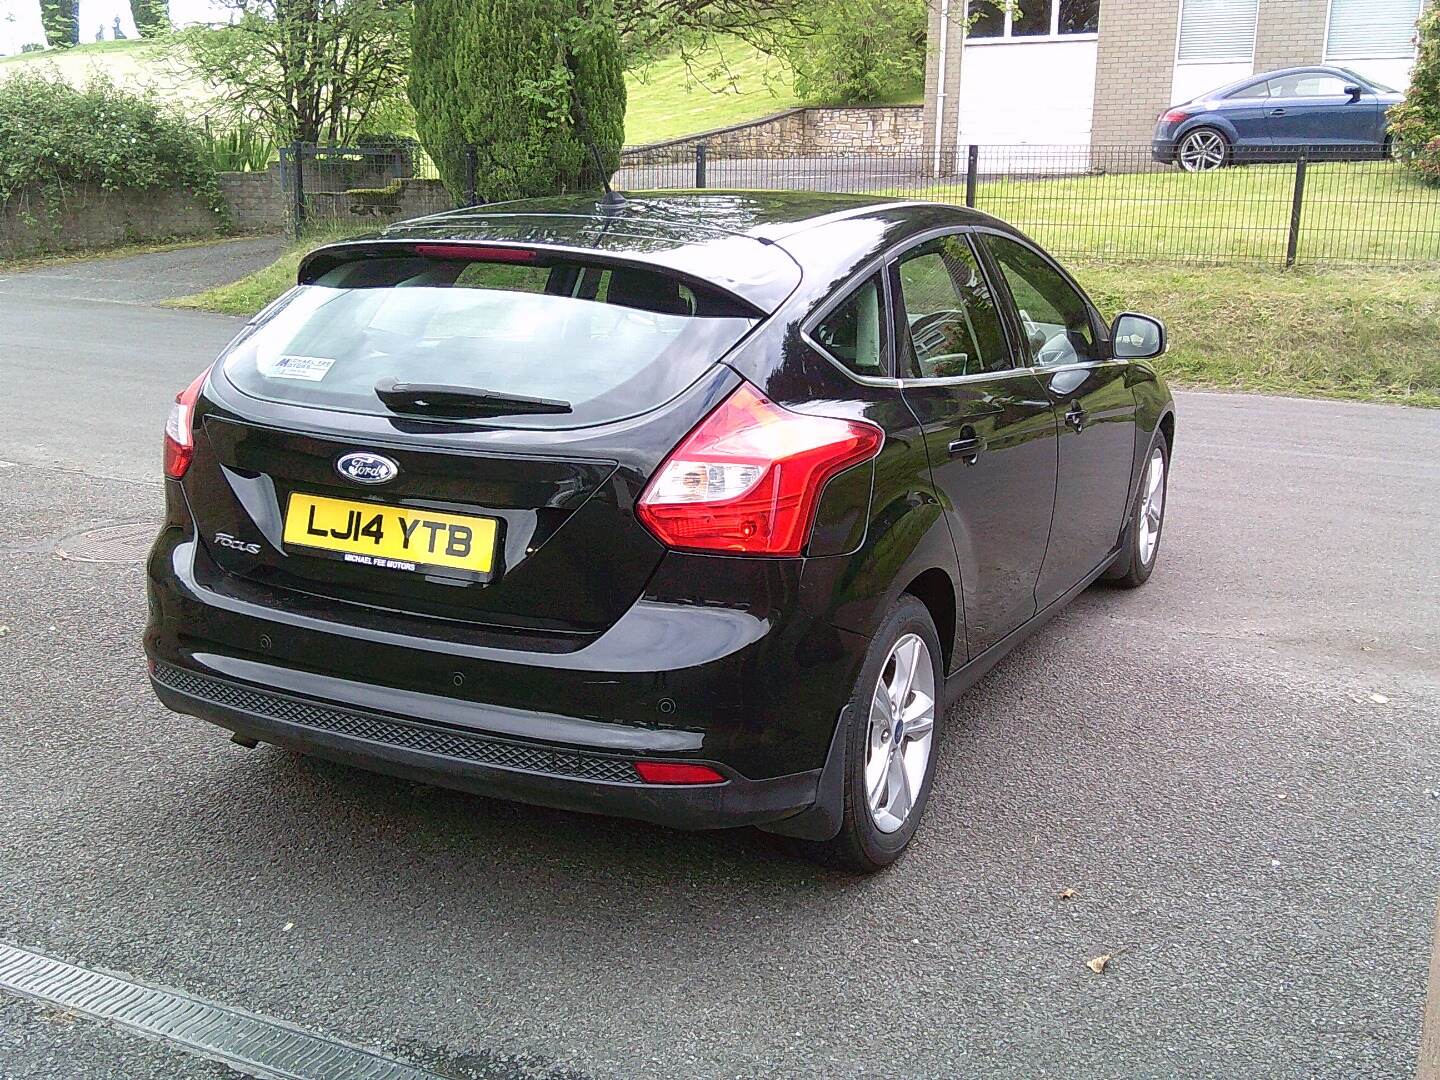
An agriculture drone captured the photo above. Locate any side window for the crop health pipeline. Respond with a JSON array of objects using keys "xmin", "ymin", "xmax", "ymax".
[
  {"xmin": 812, "ymin": 274, "xmax": 886, "ymax": 377},
  {"xmin": 895, "ymin": 235, "xmax": 1011, "ymax": 379},
  {"xmin": 984, "ymin": 235, "xmax": 1100, "ymax": 368},
  {"xmin": 1270, "ymin": 73, "xmax": 1351, "ymax": 98}
]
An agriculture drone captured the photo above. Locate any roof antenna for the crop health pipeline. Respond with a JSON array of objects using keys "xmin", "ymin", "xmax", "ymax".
[{"xmin": 572, "ymin": 96, "xmax": 627, "ymax": 212}]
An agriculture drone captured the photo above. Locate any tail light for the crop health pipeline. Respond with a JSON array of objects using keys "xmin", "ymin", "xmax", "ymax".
[
  {"xmin": 1161, "ymin": 109, "xmax": 1193, "ymax": 124},
  {"xmin": 163, "ymin": 367, "xmax": 211, "ymax": 480},
  {"xmin": 637, "ymin": 382, "xmax": 883, "ymax": 557}
]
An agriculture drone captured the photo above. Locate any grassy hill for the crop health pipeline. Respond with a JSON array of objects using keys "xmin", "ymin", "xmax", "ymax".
[
  {"xmin": 624, "ymin": 42, "xmax": 803, "ymax": 144},
  {"xmin": 0, "ymin": 38, "xmax": 915, "ymax": 146}
]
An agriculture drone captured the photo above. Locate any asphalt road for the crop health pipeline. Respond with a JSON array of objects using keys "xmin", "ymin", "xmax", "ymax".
[{"xmin": 0, "ymin": 243, "xmax": 1437, "ymax": 1079}]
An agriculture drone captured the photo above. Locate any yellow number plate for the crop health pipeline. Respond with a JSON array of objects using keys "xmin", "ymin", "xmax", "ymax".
[{"xmin": 282, "ymin": 493, "xmax": 497, "ymax": 576}]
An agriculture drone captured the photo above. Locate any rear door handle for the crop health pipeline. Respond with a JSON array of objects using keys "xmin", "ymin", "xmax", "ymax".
[{"xmin": 1065, "ymin": 403, "xmax": 1086, "ymax": 432}]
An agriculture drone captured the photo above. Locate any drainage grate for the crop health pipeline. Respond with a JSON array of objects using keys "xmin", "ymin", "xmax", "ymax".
[
  {"xmin": 54, "ymin": 521, "xmax": 155, "ymax": 563},
  {"xmin": 0, "ymin": 941, "xmax": 445, "ymax": 1080}
]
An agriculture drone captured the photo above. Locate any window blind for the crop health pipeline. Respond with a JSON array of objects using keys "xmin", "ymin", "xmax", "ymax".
[
  {"xmin": 1177, "ymin": 0, "xmax": 1259, "ymax": 63},
  {"xmin": 1326, "ymin": 0, "xmax": 1422, "ymax": 59}
]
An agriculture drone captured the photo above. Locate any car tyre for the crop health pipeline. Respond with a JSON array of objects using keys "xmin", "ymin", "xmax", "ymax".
[
  {"xmin": 1176, "ymin": 128, "xmax": 1230, "ymax": 172},
  {"xmin": 1103, "ymin": 433, "xmax": 1169, "ymax": 589},
  {"xmin": 798, "ymin": 594, "xmax": 943, "ymax": 874}
]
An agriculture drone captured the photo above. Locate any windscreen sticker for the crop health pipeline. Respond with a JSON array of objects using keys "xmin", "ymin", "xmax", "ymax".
[{"xmin": 264, "ymin": 355, "xmax": 337, "ymax": 382}]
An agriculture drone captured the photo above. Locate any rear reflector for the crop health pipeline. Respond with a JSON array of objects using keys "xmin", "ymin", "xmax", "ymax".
[
  {"xmin": 633, "ymin": 761, "xmax": 727, "ymax": 785},
  {"xmin": 412, "ymin": 244, "xmax": 536, "ymax": 262},
  {"xmin": 637, "ymin": 382, "xmax": 883, "ymax": 557}
]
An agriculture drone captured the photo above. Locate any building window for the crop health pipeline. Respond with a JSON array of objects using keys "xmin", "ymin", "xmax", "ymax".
[
  {"xmin": 1326, "ymin": 0, "xmax": 1423, "ymax": 60},
  {"xmin": 1176, "ymin": 0, "xmax": 1259, "ymax": 63},
  {"xmin": 967, "ymin": 0, "xmax": 1099, "ymax": 40}
]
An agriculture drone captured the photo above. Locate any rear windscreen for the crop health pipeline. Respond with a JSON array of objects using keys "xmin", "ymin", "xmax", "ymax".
[{"xmin": 219, "ymin": 254, "xmax": 758, "ymax": 428}]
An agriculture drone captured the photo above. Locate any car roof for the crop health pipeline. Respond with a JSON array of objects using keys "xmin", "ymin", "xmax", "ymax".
[{"xmin": 320, "ymin": 191, "xmax": 1003, "ymax": 312}]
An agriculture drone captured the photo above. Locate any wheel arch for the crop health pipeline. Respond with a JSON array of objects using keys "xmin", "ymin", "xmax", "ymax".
[
  {"xmin": 1178, "ymin": 118, "xmax": 1236, "ymax": 145},
  {"xmin": 902, "ymin": 567, "xmax": 957, "ymax": 677}
]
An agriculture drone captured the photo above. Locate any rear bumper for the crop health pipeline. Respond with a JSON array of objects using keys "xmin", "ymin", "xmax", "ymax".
[
  {"xmin": 1151, "ymin": 139, "xmax": 1178, "ymax": 164},
  {"xmin": 150, "ymin": 662, "xmax": 819, "ymax": 830},
  {"xmin": 145, "ymin": 521, "xmax": 869, "ymax": 834}
]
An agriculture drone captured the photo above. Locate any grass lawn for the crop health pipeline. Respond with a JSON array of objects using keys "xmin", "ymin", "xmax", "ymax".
[
  {"xmin": 1078, "ymin": 263, "xmax": 1440, "ymax": 408},
  {"xmin": 0, "ymin": 38, "xmax": 211, "ymax": 100},
  {"xmin": 897, "ymin": 159, "xmax": 1440, "ymax": 266},
  {"xmin": 0, "ymin": 39, "xmax": 154, "ymax": 67},
  {"xmin": 172, "ymin": 242, "xmax": 1440, "ymax": 408}
]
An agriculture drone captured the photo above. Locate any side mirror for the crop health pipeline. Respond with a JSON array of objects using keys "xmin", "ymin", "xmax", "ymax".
[
  {"xmin": 1345, "ymin": 84, "xmax": 1363, "ymax": 100},
  {"xmin": 1111, "ymin": 312, "xmax": 1166, "ymax": 360}
]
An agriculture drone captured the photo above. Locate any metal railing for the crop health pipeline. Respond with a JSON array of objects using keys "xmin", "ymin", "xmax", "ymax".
[{"xmin": 280, "ymin": 138, "xmax": 1440, "ymax": 268}]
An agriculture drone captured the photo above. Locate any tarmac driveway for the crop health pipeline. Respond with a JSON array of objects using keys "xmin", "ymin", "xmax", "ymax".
[{"xmin": 0, "ymin": 245, "xmax": 1436, "ymax": 1078}]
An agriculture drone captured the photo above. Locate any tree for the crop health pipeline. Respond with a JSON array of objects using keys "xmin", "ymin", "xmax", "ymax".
[
  {"xmin": 1388, "ymin": 5, "xmax": 1440, "ymax": 184},
  {"xmin": 408, "ymin": 0, "xmax": 626, "ymax": 201},
  {"xmin": 130, "ymin": 0, "xmax": 171, "ymax": 36},
  {"xmin": 783, "ymin": 0, "xmax": 926, "ymax": 104},
  {"xmin": 40, "ymin": 0, "xmax": 78, "ymax": 47},
  {"xmin": 169, "ymin": 0, "xmax": 410, "ymax": 144}
]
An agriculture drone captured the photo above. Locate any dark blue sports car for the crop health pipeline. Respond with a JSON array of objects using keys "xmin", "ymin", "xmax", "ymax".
[{"xmin": 1152, "ymin": 66, "xmax": 1404, "ymax": 172}]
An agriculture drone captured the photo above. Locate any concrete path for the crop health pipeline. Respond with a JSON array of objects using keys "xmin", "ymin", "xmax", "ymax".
[{"xmin": 0, "ymin": 234, "xmax": 286, "ymax": 306}]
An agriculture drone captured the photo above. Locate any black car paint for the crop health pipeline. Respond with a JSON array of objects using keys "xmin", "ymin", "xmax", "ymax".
[{"xmin": 145, "ymin": 191, "xmax": 1175, "ymax": 839}]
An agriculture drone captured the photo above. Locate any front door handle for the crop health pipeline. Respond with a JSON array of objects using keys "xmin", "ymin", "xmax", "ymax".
[
  {"xmin": 1065, "ymin": 402, "xmax": 1086, "ymax": 433},
  {"xmin": 1270, "ymin": 108, "xmax": 1287, "ymax": 116},
  {"xmin": 948, "ymin": 428, "xmax": 985, "ymax": 464}
]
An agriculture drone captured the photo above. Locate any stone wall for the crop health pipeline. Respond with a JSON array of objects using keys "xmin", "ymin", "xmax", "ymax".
[
  {"xmin": 624, "ymin": 106, "xmax": 925, "ymax": 164},
  {"xmin": 306, "ymin": 178, "xmax": 453, "ymax": 226},
  {"xmin": 218, "ymin": 168, "xmax": 288, "ymax": 234},
  {"xmin": 0, "ymin": 183, "xmax": 225, "ymax": 257}
]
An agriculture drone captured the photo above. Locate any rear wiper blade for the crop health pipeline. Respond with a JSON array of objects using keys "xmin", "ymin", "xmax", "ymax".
[{"xmin": 374, "ymin": 377, "xmax": 572, "ymax": 417}]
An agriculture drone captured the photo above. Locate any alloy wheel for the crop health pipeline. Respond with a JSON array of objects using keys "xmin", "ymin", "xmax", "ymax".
[
  {"xmin": 1178, "ymin": 130, "xmax": 1227, "ymax": 172},
  {"xmin": 864, "ymin": 634, "xmax": 936, "ymax": 834},
  {"xmin": 1138, "ymin": 446, "xmax": 1166, "ymax": 566}
]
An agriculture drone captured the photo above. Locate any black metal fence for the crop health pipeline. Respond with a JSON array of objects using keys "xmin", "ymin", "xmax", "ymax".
[
  {"xmin": 279, "ymin": 140, "xmax": 449, "ymax": 238},
  {"xmin": 281, "ymin": 138, "xmax": 1440, "ymax": 268}
]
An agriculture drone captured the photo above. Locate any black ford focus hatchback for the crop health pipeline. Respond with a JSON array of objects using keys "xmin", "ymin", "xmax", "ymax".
[{"xmin": 146, "ymin": 192, "xmax": 1175, "ymax": 871}]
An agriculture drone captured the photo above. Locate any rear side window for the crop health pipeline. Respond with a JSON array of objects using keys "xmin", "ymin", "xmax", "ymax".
[
  {"xmin": 1228, "ymin": 81, "xmax": 1271, "ymax": 99},
  {"xmin": 812, "ymin": 274, "xmax": 887, "ymax": 377},
  {"xmin": 220, "ymin": 254, "xmax": 756, "ymax": 428}
]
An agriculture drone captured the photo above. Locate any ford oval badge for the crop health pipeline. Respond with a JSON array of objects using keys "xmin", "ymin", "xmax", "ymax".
[{"xmin": 335, "ymin": 451, "xmax": 399, "ymax": 485}]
